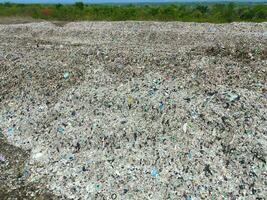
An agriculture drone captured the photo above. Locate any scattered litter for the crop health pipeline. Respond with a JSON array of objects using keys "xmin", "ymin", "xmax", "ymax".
[
  {"xmin": 32, "ymin": 152, "xmax": 44, "ymax": 161},
  {"xmin": 82, "ymin": 166, "xmax": 87, "ymax": 172},
  {"xmin": 204, "ymin": 164, "xmax": 213, "ymax": 176},
  {"xmin": 57, "ymin": 127, "xmax": 65, "ymax": 134},
  {"xmin": 225, "ymin": 91, "xmax": 240, "ymax": 102},
  {"xmin": 7, "ymin": 128, "xmax": 14, "ymax": 136},
  {"xmin": 244, "ymin": 129, "xmax": 254, "ymax": 136},
  {"xmin": 95, "ymin": 184, "xmax": 101, "ymax": 190},
  {"xmin": 111, "ymin": 193, "xmax": 117, "ymax": 199},
  {"xmin": 123, "ymin": 189, "xmax": 128, "ymax": 194},
  {"xmin": 259, "ymin": 162, "xmax": 266, "ymax": 171},
  {"xmin": 67, "ymin": 154, "xmax": 75, "ymax": 161},
  {"xmin": 71, "ymin": 111, "xmax": 76, "ymax": 116},
  {"xmin": 23, "ymin": 169, "xmax": 30, "ymax": 178},
  {"xmin": 188, "ymin": 151, "xmax": 192, "ymax": 160},
  {"xmin": 0, "ymin": 154, "xmax": 6, "ymax": 162},
  {"xmin": 186, "ymin": 196, "xmax": 192, "ymax": 200},
  {"xmin": 148, "ymin": 89, "xmax": 155, "ymax": 96},
  {"xmin": 183, "ymin": 123, "xmax": 188, "ymax": 133},
  {"xmin": 63, "ymin": 72, "xmax": 70, "ymax": 79},
  {"xmin": 151, "ymin": 167, "xmax": 159, "ymax": 177},
  {"xmin": 191, "ymin": 110, "xmax": 199, "ymax": 119},
  {"xmin": 159, "ymin": 101, "xmax": 164, "ymax": 111}
]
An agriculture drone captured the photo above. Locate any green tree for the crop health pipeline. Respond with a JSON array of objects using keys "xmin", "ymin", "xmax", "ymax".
[
  {"xmin": 75, "ymin": 2, "xmax": 84, "ymax": 10},
  {"xmin": 195, "ymin": 5, "xmax": 208, "ymax": 15},
  {"xmin": 223, "ymin": 3, "xmax": 235, "ymax": 22},
  {"xmin": 55, "ymin": 4, "xmax": 62, "ymax": 9}
]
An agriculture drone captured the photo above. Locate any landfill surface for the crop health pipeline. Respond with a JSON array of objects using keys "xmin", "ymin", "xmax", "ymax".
[{"xmin": 0, "ymin": 22, "xmax": 266, "ymax": 200}]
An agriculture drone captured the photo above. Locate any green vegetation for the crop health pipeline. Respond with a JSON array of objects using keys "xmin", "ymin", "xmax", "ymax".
[{"xmin": 0, "ymin": 2, "xmax": 266, "ymax": 23}]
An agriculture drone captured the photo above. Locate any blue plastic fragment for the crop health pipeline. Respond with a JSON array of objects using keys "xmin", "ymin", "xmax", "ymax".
[
  {"xmin": 151, "ymin": 167, "xmax": 159, "ymax": 177},
  {"xmin": 7, "ymin": 128, "xmax": 14, "ymax": 136},
  {"xmin": 23, "ymin": 169, "xmax": 30, "ymax": 178},
  {"xmin": 188, "ymin": 151, "xmax": 192, "ymax": 160},
  {"xmin": 64, "ymin": 72, "xmax": 70, "ymax": 79},
  {"xmin": 159, "ymin": 102, "xmax": 164, "ymax": 111},
  {"xmin": 22, "ymin": 163, "xmax": 30, "ymax": 178},
  {"xmin": 68, "ymin": 154, "xmax": 75, "ymax": 161},
  {"xmin": 57, "ymin": 127, "xmax": 65, "ymax": 134},
  {"xmin": 227, "ymin": 92, "xmax": 239, "ymax": 102}
]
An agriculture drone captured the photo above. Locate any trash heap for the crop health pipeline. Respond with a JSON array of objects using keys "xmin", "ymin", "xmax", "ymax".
[{"xmin": 0, "ymin": 22, "xmax": 266, "ymax": 199}]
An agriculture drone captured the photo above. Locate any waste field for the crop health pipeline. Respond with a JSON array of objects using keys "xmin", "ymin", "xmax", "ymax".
[{"xmin": 0, "ymin": 22, "xmax": 266, "ymax": 199}]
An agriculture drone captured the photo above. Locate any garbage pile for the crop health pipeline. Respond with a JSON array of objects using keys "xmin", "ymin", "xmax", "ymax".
[{"xmin": 0, "ymin": 22, "xmax": 266, "ymax": 199}]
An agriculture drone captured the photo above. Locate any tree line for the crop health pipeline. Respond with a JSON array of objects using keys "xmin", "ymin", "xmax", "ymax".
[{"xmin": 0, "ymin": 2, "xmax": 266, "ymax": 22}]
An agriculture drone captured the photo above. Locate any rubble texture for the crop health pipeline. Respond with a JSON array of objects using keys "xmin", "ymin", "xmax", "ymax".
[{"xmin": 0, "ymin": 22, "xmax": 266, "ymax": 200}]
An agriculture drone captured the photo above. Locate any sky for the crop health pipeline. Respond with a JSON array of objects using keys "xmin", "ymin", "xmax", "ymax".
[{"xmin": 0, "ymin": 0, "xmax": 266, "ymax": 4}]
